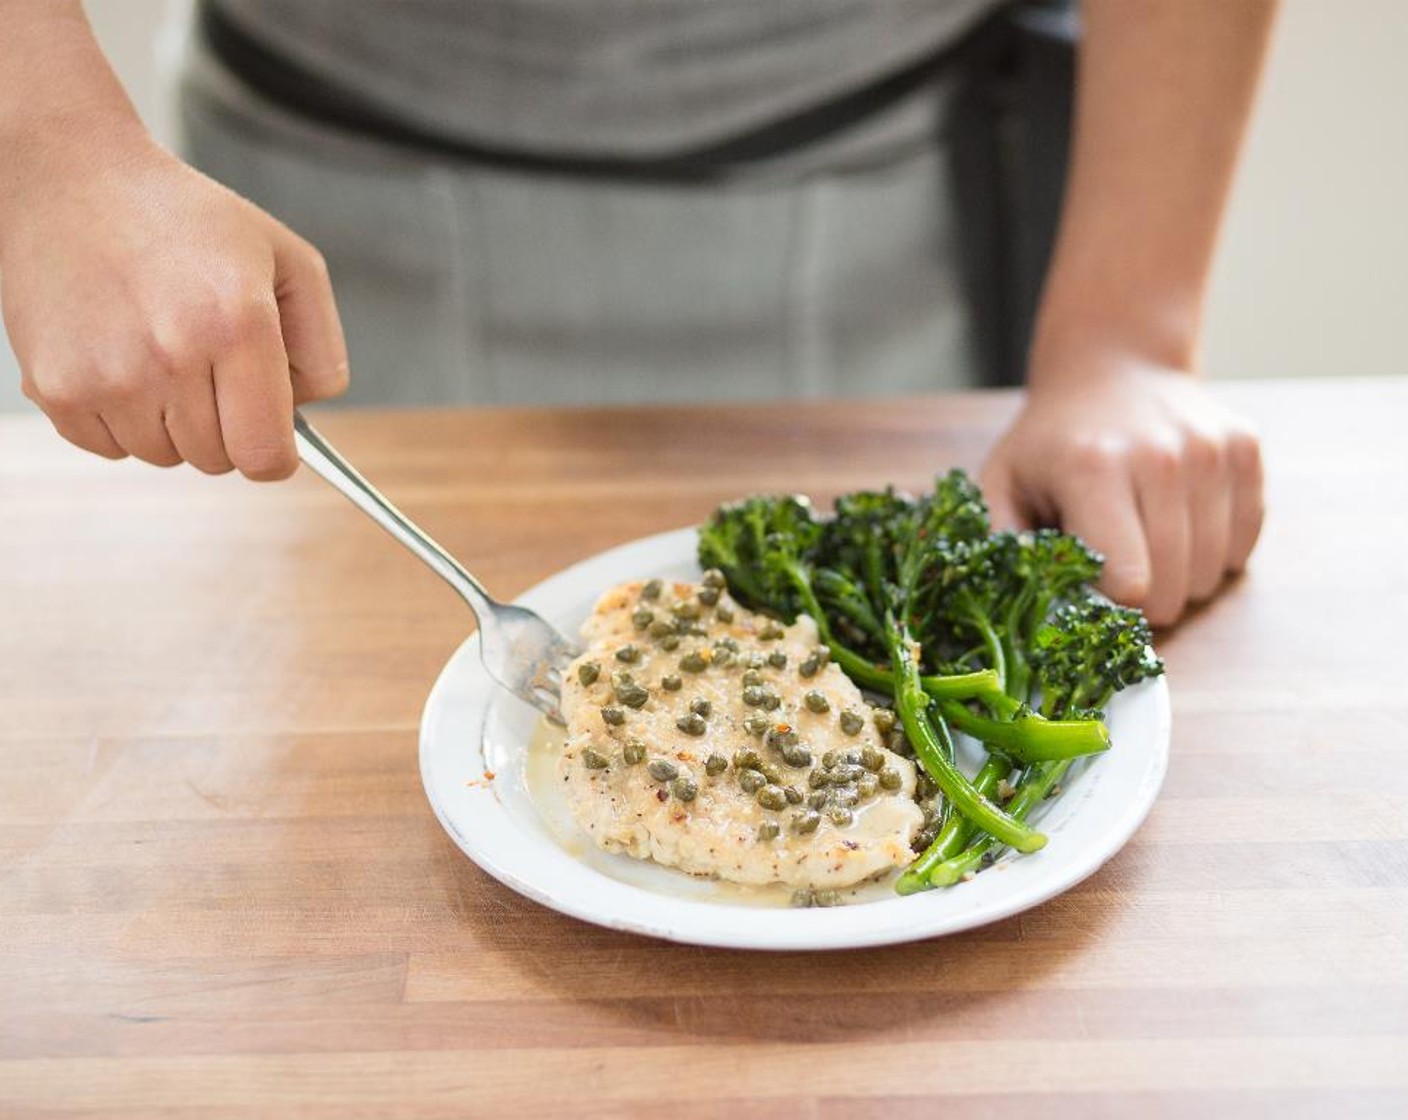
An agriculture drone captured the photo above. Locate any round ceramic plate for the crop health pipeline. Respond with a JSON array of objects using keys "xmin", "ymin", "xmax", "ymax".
[{"xmin": 419, "ymin": 527, "xmax": 1171, "ymax": 951}]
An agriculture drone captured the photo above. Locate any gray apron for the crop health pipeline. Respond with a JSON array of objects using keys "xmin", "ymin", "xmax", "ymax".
[{"xmin": 176, "ymin": 19, "xmax": 981, "ymax": 408}]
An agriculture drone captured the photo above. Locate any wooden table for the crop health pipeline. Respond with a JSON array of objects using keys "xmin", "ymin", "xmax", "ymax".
[{"xmin": 1, "ymin": 378, "xmax": 1405, "ymax": 1118}]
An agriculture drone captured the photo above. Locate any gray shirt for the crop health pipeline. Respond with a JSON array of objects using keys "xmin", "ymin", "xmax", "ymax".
[{"xmin": 211, "ymin": 0, "xmax": 1003, "ymax": 159}]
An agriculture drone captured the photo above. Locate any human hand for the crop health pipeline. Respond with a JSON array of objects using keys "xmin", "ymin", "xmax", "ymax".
[
  {"xmin": 0, "ymin": 126, "xmax": 347, "ymax": 479},
  {"xmin": 978, "ymin": 362, "xmax": 1264, "ymax": 628}
]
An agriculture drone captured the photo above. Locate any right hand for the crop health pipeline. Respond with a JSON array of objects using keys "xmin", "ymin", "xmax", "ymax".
[{"xmin": 0, "ymin": 127, "xmax": 347, "ymax": 479}]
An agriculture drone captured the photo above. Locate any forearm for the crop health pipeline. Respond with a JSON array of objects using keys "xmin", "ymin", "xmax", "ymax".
[
  {"xmin": 1032, "ymin": 0, "xmax": 1279, "ymax": 382},
  {"xmin": 0, "ymin": 1, "xmax": 148, "ymax": 246}
]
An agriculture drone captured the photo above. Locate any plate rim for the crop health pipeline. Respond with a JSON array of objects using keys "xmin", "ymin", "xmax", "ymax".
[{"xmin": 418, "ymin": 526, "xmax": 1172, "ymax": 951}]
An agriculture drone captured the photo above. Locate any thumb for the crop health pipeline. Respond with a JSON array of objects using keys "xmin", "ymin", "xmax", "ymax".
[{"xmin": 271, "ymin": 228, "xmax": 350, "ymax": 404}]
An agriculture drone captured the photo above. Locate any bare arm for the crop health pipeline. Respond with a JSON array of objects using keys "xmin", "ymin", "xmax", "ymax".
[
  {"xmin": 981, "ymin": 0, "xmax": 1279, "ymax": 626},
  {"xmin": 0, "ymin": 0, "xmax": 347, "ymax": 478}
]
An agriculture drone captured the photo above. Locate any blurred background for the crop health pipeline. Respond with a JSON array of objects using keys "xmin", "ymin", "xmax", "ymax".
[{"xmin": 0, "ymin": 0, "xmax": 1403, "ymax": 413}]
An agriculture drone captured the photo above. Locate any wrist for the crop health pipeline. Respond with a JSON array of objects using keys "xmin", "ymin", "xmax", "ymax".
[{"xmin": 1026, "ymin": 291, "xmax": 1203, "ymax": 395}]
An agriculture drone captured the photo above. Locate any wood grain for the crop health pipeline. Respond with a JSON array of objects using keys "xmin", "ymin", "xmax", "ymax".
[{"xmin": 2, "ymin": 379, "xmax": 1406, "ymax": 1118}]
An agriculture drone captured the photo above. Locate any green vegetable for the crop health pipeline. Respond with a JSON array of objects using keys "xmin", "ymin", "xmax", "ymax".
[{"xmin": 697, "ymin": 470, "xmax": 1165, "ymax": 893}]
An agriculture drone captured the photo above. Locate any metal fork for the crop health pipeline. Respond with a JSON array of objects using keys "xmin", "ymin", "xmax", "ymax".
[{"xmin": 293, "ymin": 411, "xmax": 581, "ymax": 722}]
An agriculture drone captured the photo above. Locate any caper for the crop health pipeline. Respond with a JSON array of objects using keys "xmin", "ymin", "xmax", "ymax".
[
  {"xmin": 803, "ymin": 690, "xmax": 830, "ymax": 714},
  {"xmin": 617, "ymin": 645, "xmax": 642, "ymax": 664},
  {"xmin": 660, "ymin": 634, "xmax": 681, "ymax": 651},
  {"xmin": 790, "ymin": 889, "xmax": 814, "ymax": 908},
  {"xmin": 715, "ymin": 636, "xmax": 740, "ymax": 653},
  {"xmin": 704, "ymin": 753, "xmax": 727, "ymax": 777},
  {"xmin": 577, "ymin": 662, "xmax": 600, "ymax": 686},
  {"xmin": 916, "ymin": 773, "xmax": 940, "ymax": 800},
  {"xmin": 738, "ymin": 769, "xmax": 766, "ymax": 794},
  {"xmin": 616, "ymin": 682, "xmax": 650, "ymax": 709},
  {"xmin": 821, "ymin": 750, "xmax": 839, "ymax": 768},
  {"xmin": 680, "ymin": 651, "xmax": 708, "ymax": 673},
  {"xmin": 806, "ymin": 790, "xmax": 829, "ymax": 810},
  {"xmin": 798, "ymin": 655, "xmax": 821, "ymax": 678},
  {"xmin": 790, "ymin": 809, "xmax": 821, "ymax": 835},
  {"xmin": 600, "ymin": 707, "xmax": 625, "ymax": 726},
  {"xmin": 701, "ymin": 568, "xmax": 727, "ymax": 589},
  {"xmin": 761, "ymin": 692, "xmax": 781, "ymax": 712},
  {"xmin": 765, "ymin": 727, "xmax": 798, "ymax": 750},
  {"xmin": 660, "ymin": 673, "xmax": 682, "ymax": 691},
  {"xmin": 582, "ymin": 748, "xmax": 610, "ymax": 770},
  {"xmin": 757, "ymin": 821, "xmax": 780, "ymax": 842},
  {"xmin": 807, "ymin": 769, "xmax": 830, "ymax": 790},
  {"xmin": 641, "ymin": 578, "xmax": 663, "ymax": 600},
  {"xmin": 878, "ymin": 768, "xmax": 903, "ymax": 791},
  {"xmin": 874, "ymin": 708, "xmax": 897, "ymax": 735},
  {"xmin": 631, "ymin": 607, "xmax": 653, "ymax": 630},
  {"xmin": 745, "ymin": 653, "xmax": 767, "ymax": 670},
  {"xmin": 623, "ymin": 738, "xmax": 647, "ymax": 765},
  {"xmin": 857, "ymin": 774, "xmax": 880, "ymax": 800},
  {"xmin": 841, "ymin": 749, "xmax": 863, "ymax": 765},
  {"xmin": 758, "ymin": 621, "xmax": 786, "ymax": 641},
  {"xmin": 781, "ymin": 744, "xmax": 813, "ymax": 768},
  {"xmin": 715, "ymin": 604, "xmax": 735, "ymax": 623},
  {"xmin": 712, "ymin": 648, "xmax": 736, "ymax": 668},
  {"xmin": 832, "ymin": 764, "xmax": 863, "ymax": 784},
  {"xmin": 741, "ymin": 685, "xmax": 768, "ymax": 707},
  {"xmin": 649, "ymin": 619, "xmax": 673, "ymax": 639},
  {"xmin": 766, "ymin": 650, "xmax": 788, "ymax": 669},
  {"xmin": 783, "ymin": 785, "xmax": 803, "ymax": 805},
  {"xmin": 676, "ymin": 712, "xmax": 707, "ymax": 736},
  {"xmin": 827, "ymin": 806, "xmax": 855, "ymax": 827},
  {"xmin": 756, "ymin": 784, "xmax": 788, "ymax": 811},
  {"xmin": 743, "ymin": 714, "xmax": 771, "ymax": 737},
  {"xmin": 860, "ymin": 746, "xmax": 886, "ymax": 772},
  {"xmin": 741, "ymin": 668, "xmax": 764, "ymax": 687},
  {"xmin": 813, "ymin": 889, "xmax": 842, "ymax": 908},
  {"xmin": 671, "ymin": 778, "xmax": 699, "ymax": 802},
  {"xmin": 648, "ymin": 759, "xmax": 679, "ymax": 782},
  {"xmin": 671, "ymin": 599, "xmax": 702, "ymax": 621},
  {"xmin": 839, "ymin": 708, "xmax": 866, "ymax": 736},
  {"xmin": 759, "ymin": 764, "xmax": 784, "ymax": 786},
  {"xmin": 690, "ymin": 697, "xmax": 712, "ymax": 718},
  {"xmin": 697, "ymin": 585, "xmax": 720, "ymax": 607},
  {"xmin": 732, "ymin": 748, "xmax": 763, "ymax": 770},
  {"xmin": 887, "ymin": 729, "xmax": 911, "ymax": 756},
  {"xmin": 831, "ymin": 786, "xmax": 859, "ymax": 808}
]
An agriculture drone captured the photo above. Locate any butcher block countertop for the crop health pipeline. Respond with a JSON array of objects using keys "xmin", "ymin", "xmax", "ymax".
[{"xmin": 1, "ymin": 378, "xmax": 1405, "ymax": 1118}]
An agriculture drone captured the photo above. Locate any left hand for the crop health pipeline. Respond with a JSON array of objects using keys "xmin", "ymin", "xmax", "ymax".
[{"xmin": 978, "ymin": 361, "xmax": 1264, "ymax": 628}]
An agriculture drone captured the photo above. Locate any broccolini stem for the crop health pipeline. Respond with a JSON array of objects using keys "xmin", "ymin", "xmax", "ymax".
[
  {"xmin": 895, "ymin": 755, "xmax": 1012, "ymax": 894},
  {"xmin": 938, "ymin": 700, "xmax": 1110, "ymax": 762},
  {"xmin": 885, "ymin": 614, "xmax": 1046, "ymax": 856},
  {"xmin": 924, "ymin": 759, "xmax": 1071, "ymax": 887}
]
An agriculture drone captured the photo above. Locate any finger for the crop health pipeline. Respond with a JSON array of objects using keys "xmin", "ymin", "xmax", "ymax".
[
  {"xmin": 978, "ymin": 461, "xmax": 1033, "ymax": 533},
  {"xmin": 99, "ymin": 406, "xmax": 183, "ymax": 468},
  {"xmin": 212, "ymin": 300, "xmax": 298, "ymax": 481},
  {"xmin": 1226, "ymin": 429, "xmax": 1265, "ymax": 572},
  {"xmin": 47, "ymin": 411, "xmax": 128, "ymax": 460},
  {"xmin": 1052, "ymin": 454, "xmax": 1151, "ymax": 607},
  {"xmin": 1187, "ymin": 438, "xmax": 1232, "ymax": 602},
  {"xmin": 164, "ymin": 368, "xmax": 235, "ymax": 475},
  {"xmin": 271, "ymin": 230, "xmax": 349, "ymax": 404},
  {"xmin": 1135, "ymin": 450, "xmax": 1192, "ymax": 628}
]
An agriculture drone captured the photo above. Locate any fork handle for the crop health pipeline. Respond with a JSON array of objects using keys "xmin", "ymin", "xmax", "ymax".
[{"xmin": 292, "ymin": 411, "xmax": 496, "ymax": 621}]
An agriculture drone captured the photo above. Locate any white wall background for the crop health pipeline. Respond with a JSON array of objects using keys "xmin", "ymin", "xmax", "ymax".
[{"xmin": 1, "ymin": 0, "xmax": 1404, "ymax": 413}]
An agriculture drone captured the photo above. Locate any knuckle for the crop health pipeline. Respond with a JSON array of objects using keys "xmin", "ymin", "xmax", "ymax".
[
  {"xmin": 1184, "ymin": 431, "xmax": 1225, "ymax": 475},
  {"xmin": 1227, "ymin": 427, "xmax": 1263, "ymax": 477},
  {"xmin": 1065, "ymin": 436, "xmax": 1124, "ymax": 476},
  {"xmin": 1136, "ymin": 440, "xmax": 1183, "ymax": 483}
]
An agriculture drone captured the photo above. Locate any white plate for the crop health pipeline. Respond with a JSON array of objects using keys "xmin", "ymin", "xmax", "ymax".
[{"xmin": 419, "ymin": 527, "xmax": 1171, "ymax": 950}]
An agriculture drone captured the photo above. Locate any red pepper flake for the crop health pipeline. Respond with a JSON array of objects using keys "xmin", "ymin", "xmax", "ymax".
[
  {"xmin": 774, "ymin": 723, "xmax": 792, "ymax": 733},
  {"xmin": 483, "ymin": 770, "xmax": 496, "ymax": 781},
  {"xmin": 656, "ymin": 789, "xmax": 669, "ymax": 802}
]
